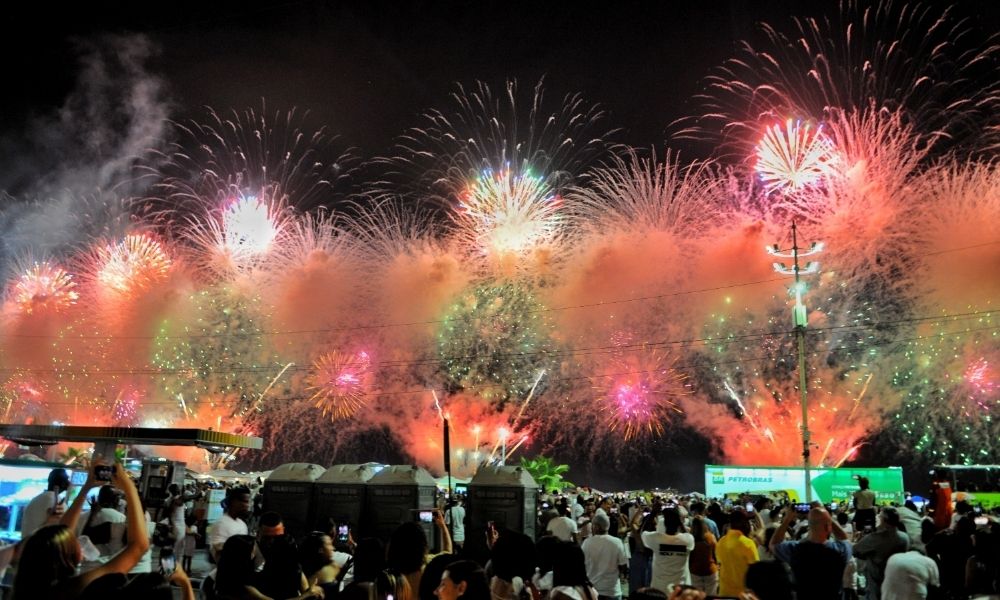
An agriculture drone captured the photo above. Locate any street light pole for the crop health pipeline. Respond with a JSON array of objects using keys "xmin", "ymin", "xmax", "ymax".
[{"xmin": 768, "ymin": 222, "xmax": 823, "ymax": 503}]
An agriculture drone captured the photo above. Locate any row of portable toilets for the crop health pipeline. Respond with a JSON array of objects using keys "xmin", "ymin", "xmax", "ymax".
[{"xmin": 262, "ymin": 464, "xmax": 540, "ymax": 553}]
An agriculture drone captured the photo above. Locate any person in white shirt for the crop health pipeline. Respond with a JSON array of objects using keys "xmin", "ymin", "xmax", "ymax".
[
  {"xmin": 129, "ymin": 507, "xmax": 155, "ymax": 575},
  {"xmin": 209, "ymin": 486, "xmax": 251, "ymax": 560},
  {"xmin": 641, "ymin": 507, "xmax": 695, "ymax": 593},
  {"xmin": 183, "ymin": 514, "xmax": 199, "ymax": 573},
  {"xmin": 547, "ymin": 506, "xmax": 579, "ymax": 542},
  {"xmin": 444, "ymin": 498, "xmax": 466, "ymax": 550},
  {"xmin": 881, "ymin": 550, "xmax": 940, "ymax": 600},
  {"xmin": 81, "ymin": 485, "xmax": 129, "ymax": 561},
  {"xmin": 581, "ymin": 513, "xmax": 627, "ymax": 600},
  {"xmin": 21, "ymin": 468, "xmax": 70, "ymax": 539}
]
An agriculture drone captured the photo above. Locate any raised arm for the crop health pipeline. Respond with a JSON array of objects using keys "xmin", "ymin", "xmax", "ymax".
[
  {"xmin": 434, "ymin": 509, "xmax": 453, "ymax": 554},
  {"xmin": 60, "ymin": 464, "xmax": 97, "ymax": 532},
  {"xmin": 769, "ymin": 508, "xmax": 795, "ymax": 554},
  {"xmin": 830, "ymin": 514, "xmax": 849, "ymax": 541},
  {"xmin": 77, "ymin": 461, "xmax": 150, "ymax": 589}
]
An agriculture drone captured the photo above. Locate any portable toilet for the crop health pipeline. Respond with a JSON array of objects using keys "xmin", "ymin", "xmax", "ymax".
[
  {"xmin": 365, "ymin": 465, "xmax": 438, "ymax": 543},
  {"xmin": 263, "ymin": 463, "xmax": 326, "ymax": 538},
  {"xmin": 311, "ymin": 463, "xmax": 379, "ymax": 536},
  {"xmin": 466, "ymin": 466, "xmax": 538, "ymax": 558}
]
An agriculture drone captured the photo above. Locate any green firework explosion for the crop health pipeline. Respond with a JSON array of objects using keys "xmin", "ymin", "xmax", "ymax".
[{"xmin": 437, "ymin": 282, "xmax": 555, "ymax": 405}]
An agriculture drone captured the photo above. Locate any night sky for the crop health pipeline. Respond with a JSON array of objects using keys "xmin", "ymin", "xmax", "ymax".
[
  {"xmin": 5, "ymin": 0, "xmax": 999, "ymax": 184},
  {"xmin": 0, "ymin": 2, "xmax": 876, "ymax": 180}
]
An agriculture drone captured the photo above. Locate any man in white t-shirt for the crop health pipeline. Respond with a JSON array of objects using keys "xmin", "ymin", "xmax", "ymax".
[
  {"xmin": 209, "ymin": 486, "xmax": 251, "ymax": 560},
  {"xmin": 642, "ymin": 508, "xmax": 695, "ymax": 593},
  {"xmin": 21, "ymin": 468, "xmax": 70, "ymax": 539},
  {"xmin": 582, "ymin": 513, "xmax": 627, "ymax": 600},
  {"xmin": 78, "ymin": 485, "xmax": 129, "ymax": 572},
  {"xmin": 86, "ymin": 486, "xmax": 129, "ymax": 556},
  {"xmin": 444, "ymin": 498, "xmax": 466, "ymax": 550},
  {"xmin": 547, "ymin": 506, "xmax": 579, "ymax": 542},
  {"xmin": 881, "ymin": 550, "xmax": 940, "ymax": 600}
]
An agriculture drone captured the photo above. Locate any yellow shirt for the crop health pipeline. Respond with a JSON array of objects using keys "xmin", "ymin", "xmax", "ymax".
[{"xmin": 715, "ymin": 529, "xmax": 759, "ymax": 595}]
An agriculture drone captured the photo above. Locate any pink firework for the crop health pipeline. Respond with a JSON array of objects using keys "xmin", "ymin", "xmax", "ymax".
[
  {"xmin": 755, "ymin": 119, "xmax": 837, "ymax": 193},
  {"xmin": 95, "ymin": 234, "xmax": 172, "ymax": 296},
  {"xmin": 112, "ymin": 387, "xmax": 142, "ymax": 425},
  {"xmin": 308, "ymin": 350, "xmax": 373, "ymax": 420},
  {"xmin": 10, "ymin": 261, "xmax": 79, "ymax": 314},
  {"xmin": 597, "ymin": 352, "xmax": 686, "ymax": 441},
  {"xmin": 964, "ymin": 358, "xmax": 997, "ymax": 415}
]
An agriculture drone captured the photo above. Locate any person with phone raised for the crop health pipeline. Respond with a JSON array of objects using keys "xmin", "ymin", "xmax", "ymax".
[
  {"xmin": 11, "ymin": 459, "xmax": 150, "ymax": 600},
  {"xmin": 21, "ymin": 467, "xmax": 71, "ymax": 540},
  {"xmin": 769, "ymin": 506, "xmax": 851, "ymax": 600}
]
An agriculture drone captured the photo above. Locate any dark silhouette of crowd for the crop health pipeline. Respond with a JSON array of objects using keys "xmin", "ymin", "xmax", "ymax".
[{"xmin": 8, "ymin": 465, "xmax": 1000, "ymax": 600}]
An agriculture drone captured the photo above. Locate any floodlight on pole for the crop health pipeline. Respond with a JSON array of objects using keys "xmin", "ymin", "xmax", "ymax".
[{"xmin": 768, "ymin": 222, "xmax": 822, "ymax": 502}]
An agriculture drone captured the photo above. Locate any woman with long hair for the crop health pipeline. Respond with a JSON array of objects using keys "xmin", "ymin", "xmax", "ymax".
[
  {"xmin": 215, "ymin": 534, "xmax": 322, "ymax": 600},
  {"xmin": 387, "ymin": 511, "xmax": 453, "ymax": 594},
  {"xmin": 549, "ymin": 541, "xmax": 597, "ymax": 600},
  {"xmin": 688, "ymin": 516, "xmax": 718, "ymax": 594},
  {"xmin": 12, "ymin": 460, "xmax": 151, "ymax": 600}
]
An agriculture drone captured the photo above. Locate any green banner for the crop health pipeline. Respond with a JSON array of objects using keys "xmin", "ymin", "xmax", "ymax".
[{"xmin": 704, "ymin": 465, "xmax": 905, "ymax": 504}]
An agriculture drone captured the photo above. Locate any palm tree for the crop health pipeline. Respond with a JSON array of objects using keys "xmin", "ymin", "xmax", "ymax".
[
  {"xmin": 58, "ymin": 446, "xmax": 90, "ymax": 468},
  {"xmin": 519, "ymin": 455, "xmax": 574, "ymax": 492},
  {"xmin": 58, "ymin": 446, "xmax": 128, "ymax": 467}
]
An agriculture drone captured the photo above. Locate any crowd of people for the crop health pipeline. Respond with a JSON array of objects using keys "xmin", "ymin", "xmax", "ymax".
[
  {"xmin": 531, "ymin": 478, "xmax": 999, "ymax": 600},
  {"xmin": 8, "ymin": 463, "xmax": 1000, "ymax": 600}
]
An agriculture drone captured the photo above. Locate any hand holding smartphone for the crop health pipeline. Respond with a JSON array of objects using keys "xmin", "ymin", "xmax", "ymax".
[
  {"xmin": 159, "ymin": 551, "xmax": 176, "ymax": 575},
  {"xmin": 94, "ymin": 465, "xmax": 114, "ymax": 482}
]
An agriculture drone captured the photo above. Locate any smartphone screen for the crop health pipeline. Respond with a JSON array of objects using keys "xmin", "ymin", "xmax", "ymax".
[
  {"xmin": 418, "ymin": 511, "xmax": 433, "ymax": 523},
  {"xmin": 745, "ymin": 503, "xmax": 755, "ymax": 512},
  {"xmin": 337, "ymin": 525, "xmax": 349, "ymax": 541},
  {"xmin": 95, "ymin": 465, "xmax": 113, "ymax": 481},
  {"xmin": 795, "ymin": 503, "xmax": 811, "ymax": 513},
  {"xmin": 159, "ymin": 554, "xmax": 176, "ymax": 574}
]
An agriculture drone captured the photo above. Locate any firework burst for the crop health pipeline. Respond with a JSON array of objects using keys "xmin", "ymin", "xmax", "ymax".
[
  {"xmin": 92, "ymin": 234, "xmax": 172, "ymax": 297},
  {"xmin": 755, "ymin": 119, "xmax": 837, "ymax": 193},
  {"xmin": 438, "ymin": 282, "xmax": 556, "ymax": 406},
  {"xmin": 678, "ymin": 1, "xmax": 1000, "ymax": 158},
  {"xmin": 1, "ymin": 374, "xmax": 48, "ymax": 422},
  {"xmin": 569, "ymin": 149, "xmax": 724, "ymax": 236},
  {"xmin": 453, "ymin": 169, "xmax": 564, "ymax": 261},
  {"xmin": 147, "ymin": 104, "xmax": 356, "ymax": 215},
  {"xmin": 376, "ymin": 79, "xmax": 618, "ymax": 205},
  {"xmin": 184, "ymin": 194, "xmax": 291, "ymax": 280},
  {"xmin": 963, "ymin": 357, "xmax": 998, "ymax": 416},
  {"xmin": 308, "ymin": 350, "xmax": 373, "ymax": 420},
  {"xmin": 597, "ymin": 351, "xmax": 687, "ymax": 441},
  {"xmin": 9, "ymin": 261, "xmax": 79, "ymax": 314}
]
